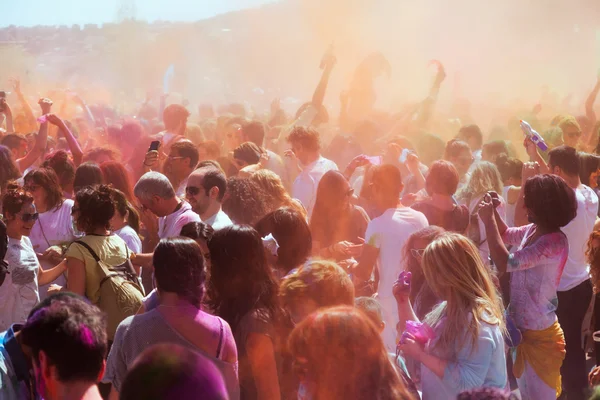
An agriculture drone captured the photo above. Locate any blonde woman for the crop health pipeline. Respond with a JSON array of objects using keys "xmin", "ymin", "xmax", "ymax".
[
  {"xmin": 250, "ymin": 169, "xmax": 307, "ymax": 219},
  {"xmin": 456, "ymin": 161, "xmax": 506, "ymax": 262},
  {"xmin": 396, "ymin": 232, "xmax": 507, "ymax": 399}
]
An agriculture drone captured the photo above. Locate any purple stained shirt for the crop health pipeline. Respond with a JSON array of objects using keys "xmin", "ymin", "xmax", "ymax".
[{"xmin": 503, "ymin": 224, "xmax": 569, "ymax": 331}]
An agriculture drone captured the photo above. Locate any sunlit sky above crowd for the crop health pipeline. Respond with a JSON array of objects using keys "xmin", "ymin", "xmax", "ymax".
[{"xmin": 1, "ymin": 0, "xmax": 278, "ymax": 28}]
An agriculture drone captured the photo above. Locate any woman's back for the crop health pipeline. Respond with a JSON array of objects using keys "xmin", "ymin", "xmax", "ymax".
[
  {"xmin": 422, "ymin": 314, "xmax": 506, "ymax": 399},
  {"xmin": 64, "ymin": 234, "xmax": 130, "ymax": 303},
  {"xmin": 104, "ymin": 308, "xmax": 240, "ymax": 399}
]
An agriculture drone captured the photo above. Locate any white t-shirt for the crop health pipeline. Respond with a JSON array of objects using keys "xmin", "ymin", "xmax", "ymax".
[
  {"xmin": 175, "ymin": 176, "xmax": 189, "ymax": 200},
  {"xmin": 28, "ymin": 199, "xmax": 76, "ymax": 300},
  {"xmin": 292, "ymin": 156, "xmax": 338, "ymax": 218},
  {"xmin": 264, "ymin": 149, "xmax": 289, "ymax": 188},
  {"xmin": 365, "ymin": 207, "xmax": 429, "ymax": 351},
  {"xmin": 204, "ymin": 209, "xmax": 233, "ymax": 231},
  {"xmin": 115, "ymin": 225, "xmax": 142, "ymax": 254},
  {"xmin": 158, "ymin": 201, "xmax": 201, "ymax": 239},
  {"xmin": 0, "ymin": 237, "xmax": 40, "ymax": 330},
  {"xmin": 559, "ymin": 185, "xmax": 599, "ymax": 291}
]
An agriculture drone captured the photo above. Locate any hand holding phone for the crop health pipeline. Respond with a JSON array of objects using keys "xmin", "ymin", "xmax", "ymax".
[
  {"xmin": 393, "ymin": 271, "xmax": 412, "ymax": 303},
  {"xmin": 148, "ymin": 140, "xmax": 161, "ymax": 152},
  {"xmin": 144, "ymin": 141, "xmax": 161, "ymax": 169}
]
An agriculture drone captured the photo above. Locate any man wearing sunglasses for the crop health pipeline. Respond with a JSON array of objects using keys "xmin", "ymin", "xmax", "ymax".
[
  {"xmin": 185, "ymin": 166, "xmax": 232, "ymax": 230},
  {"xmin": 133, "ymin": 171, "xmax": 200, "ymax": 251},
  {"xmin": 558, "ymin": 116, "xmax": 583, "ymax": 149}
]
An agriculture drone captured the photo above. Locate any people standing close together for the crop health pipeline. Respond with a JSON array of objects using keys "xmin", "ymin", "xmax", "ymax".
[{"xmin": 3, "ymin": 71, "xmax": 600, "ymax": 400}]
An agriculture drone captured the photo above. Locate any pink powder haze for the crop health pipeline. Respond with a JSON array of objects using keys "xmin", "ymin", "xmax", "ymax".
[{"xmin": 0, "ymin": 0, "xmax": 599, "ymax": 128}]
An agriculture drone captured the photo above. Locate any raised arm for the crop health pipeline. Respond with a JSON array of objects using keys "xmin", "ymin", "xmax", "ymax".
[
  {"xmin": 46, "ymin": 114, "xmax": 83, "ymax": 166},
  {"xmin": 514, "ymin": 162, "xmax": 540, "ymax": 227},
  {"xmin": 480, "ymin": 202, "xmax": 510, "ymax": 275},
  {"xmin": 415, "ymin": 61, "xmax": 446, "ymax": 128},
  {"xmin": 71, "ymin": 93, "xmax": 96, "ymax": 127},
  {"xmin": 16, "ymin": 99, "xmax": 50, "ymax": 173},
  {"xmin": 584, "ymin": 77, "xmax": 600, "ymax": 149},
  {"xmin": 311, "ymin": 47, "xmax": 336, "ymax": 109},
  {"xmin": 11, "ymin": 78, "xmax": 36, "ymax": 130}
]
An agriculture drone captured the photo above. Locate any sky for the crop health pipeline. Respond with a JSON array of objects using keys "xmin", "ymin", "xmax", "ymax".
[{"xmin": 0, "ymin": 0, "xmax": 278, "ymax": 28}]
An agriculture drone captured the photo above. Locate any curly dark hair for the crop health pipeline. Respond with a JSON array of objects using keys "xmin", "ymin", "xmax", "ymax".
[
  {"xmin": 207, "ymin": 225, "xmax": 281, "ymax": 331},
  {"xmin": 286, "ymin": 126, "xmax": 321, "ymax": 152},
  {"xmin": 222, "ymin": 177, "xmax": 270, "ymax": 225},
  {"xmin": 255, "ymin": 207, "xmax": 312, "ymax": 275},
  {"xmin": 75, "ymin": 185, "xmax": 115, "ymax": 232},
  {"xmin": 24, "ymin": 168, "xmax": 64, "ymax": 211},
  {"xmin": 153, "ymin": 237, "xmax": 206, "ymax": 308},
  {"xmin": 523, "ymin": 174, "xmax": 577, "ymax": 230},
  {"xmin": 41, "ymin": 150, "xmax": 76, "ymax": 191},
  {"xmin": 21, "ymin": 294, "xmax": 107, "ymax": 383},
  {"xmin": 2, "ymin": 185, "xmax": 33, "ymax": 217}
]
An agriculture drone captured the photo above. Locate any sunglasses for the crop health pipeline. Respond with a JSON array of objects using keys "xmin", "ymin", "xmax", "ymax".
[
  {"xmin": 19, "ymin": 212, "xmax": 39, "ymax": 223},
  {"xmin": 185, "ymin": 186, "xmax": 202, "ymax": 196},
  {"xmin": 411, "ymin": 248, "xmax": 425, "ymax": 259},
  {"xmin": 567, "ymin": 131, "xmax": 582, "ymax": 138}
]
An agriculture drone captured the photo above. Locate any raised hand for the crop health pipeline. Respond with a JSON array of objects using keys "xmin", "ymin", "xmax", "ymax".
[
  {"xmin": 393, "ymin": 271, "xmax": 412, "ymax": 304},
  {"xmin": 45, "ymin": 113, "xmax": 64, "ymax": 127},
  {"xmin": 10, "ymin": 78, "xmax": 21, "ymax": 94},
  {"xmin": 522, "ymin": 161, "xmax": 541, "ymax": 182},
  {"xmin": 38, "ymin": 98, "xmax": 53, "ymax": 115},
  {"xmin": 477, "ymin": 193, "xmax": 495, "ymax": 223}
]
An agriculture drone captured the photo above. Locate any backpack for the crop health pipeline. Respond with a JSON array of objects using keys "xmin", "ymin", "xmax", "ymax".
[{"xmin": 73, "ymin": 240, "xmax": 144, "ymax": 339}]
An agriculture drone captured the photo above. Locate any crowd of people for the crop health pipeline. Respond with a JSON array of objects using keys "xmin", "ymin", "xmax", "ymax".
[{"xmin": 2, "ymin": 47, "xmax": 600, "ymax": 400}]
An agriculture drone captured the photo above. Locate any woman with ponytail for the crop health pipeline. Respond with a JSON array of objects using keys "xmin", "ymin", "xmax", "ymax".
[
  {"xmin": 103, "ymin": 237, "xmax": 239, "ymax": 400},
  {"xmin": 107, "ymin": 186, "xmax": 142, "ymax": 253}
]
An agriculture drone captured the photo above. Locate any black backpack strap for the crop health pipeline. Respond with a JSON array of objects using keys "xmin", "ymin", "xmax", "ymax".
[{"xmin": 73, "ymin": 240, "xmax": 101, "ymax": 262}]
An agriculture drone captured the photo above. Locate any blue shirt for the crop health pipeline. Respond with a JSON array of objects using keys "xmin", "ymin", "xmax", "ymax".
[
  {"xmin": 420, "ymin": 310, "xmax": 507, "ymax": 399},
  {"xmin": 0, "ymin": 324, "xmax": 36, "ymax": 400}
]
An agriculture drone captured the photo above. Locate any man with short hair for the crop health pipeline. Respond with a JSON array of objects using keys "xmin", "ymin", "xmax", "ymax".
[
  {"xmin": 352, "ymin": 164, "xmax": 428, "ymax": 351},
  {"xmin": 186, "ymin": 166, "xmax": 232, "ymax": 230},
  {"xmin": 547, "ymin": 146, "xmax": 597, "ymax": 400},
  {"xmin": 0, "ymin": 293, "xmax": 105, "ymax": 400},
  {"xmin": 286, "ymin": 126, "xmax": 338, "ymax": 217},
  {"xmin": 163, "ymin": 140, "xmax": 199, "ymax": 198},
  {"xmin": 1, "ymin": 133, "xmax": 28, "ymax": 159},
  {"xmin": 241, "ymin": 120, "xmax": 288, "ymax": 185},
  {"xmin": 143, "ymin": 103, "xmax": 190, "ymax": 173},
  {"xmin": 20, "ymin": 294, "xmax": 107, "ymax": 400},
  {"xmin": 457, "ymin": 124, "xmax": 483, "ymax": 162},
  {"xmin": 134, "ymin": 172, "xmax": 200, "ymax": 250},
  {"xmin": 558, "ymin": 116, "xmax": 583, "ymax": 149}
]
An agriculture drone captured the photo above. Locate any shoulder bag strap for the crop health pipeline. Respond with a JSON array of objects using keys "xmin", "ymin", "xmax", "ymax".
[{"xmin": 73, "ymin": 240, "xmax": 101, "ymax": 262}]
